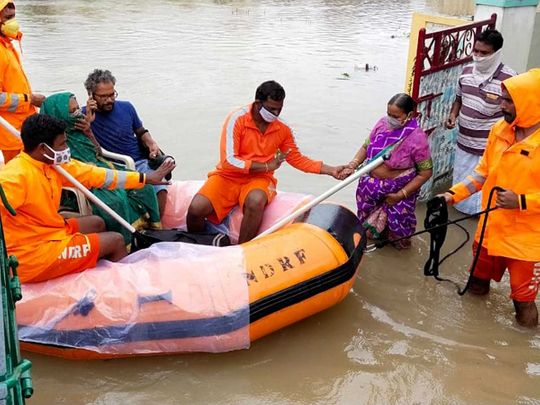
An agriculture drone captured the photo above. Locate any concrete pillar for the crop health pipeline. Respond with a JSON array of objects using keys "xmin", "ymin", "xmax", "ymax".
[{"xmin": 475, "ymin": 0, "xmax": 539, "ymax": 73}]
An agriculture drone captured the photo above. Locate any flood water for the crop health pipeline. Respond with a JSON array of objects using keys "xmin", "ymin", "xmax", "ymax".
[{"xmin": 13, "ymin": 0, "xmax": 540, "ymax": 404}]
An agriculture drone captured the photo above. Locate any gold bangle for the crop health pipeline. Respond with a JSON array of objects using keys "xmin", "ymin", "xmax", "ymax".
[
  {"xmin": 265, "ymin": 162, "xmax": 269, "ymax": 173},
  {"xmin": 401, "ymin": 189, "xmax": 408, "ymax": 198}
]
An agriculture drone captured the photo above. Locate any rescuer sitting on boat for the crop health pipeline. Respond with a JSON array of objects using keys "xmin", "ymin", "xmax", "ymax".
[
  {"xmin": 186, "ymin": 80, "xmax": 344, "ymax": 243},
  {"xmin": 442, "ymin": 69, "xmax": 540, "ymax": 328},
  {"xmin": 0, "ymin": 114, "xmax": 174, "ymax": 283}
]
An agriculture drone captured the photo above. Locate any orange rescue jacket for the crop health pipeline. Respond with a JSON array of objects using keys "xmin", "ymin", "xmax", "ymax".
[
  {"xmin": 0, "ymin": 153, "xmax": 146, "ymax": 281},
  {"xmin": 0, "ymin": 36, "xmax": 35, "ymax": 150},
  {"xmin": 450, "ymin": 69, "xmax": 540, "ymax": 260},
  {"xmin": 213, "ymin": 104, "xmax": 322, "ymax": 179}
]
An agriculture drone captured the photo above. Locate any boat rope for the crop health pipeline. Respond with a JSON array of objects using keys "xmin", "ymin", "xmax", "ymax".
[{"xmin": 364, "ymin": 186, "xmax": 502, "ymax": 295}]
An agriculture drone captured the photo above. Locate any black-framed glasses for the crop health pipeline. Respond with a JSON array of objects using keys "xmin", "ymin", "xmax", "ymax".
[{"xmin": 93, "ymin": 90, "xmax": 118, "ymax": 101}]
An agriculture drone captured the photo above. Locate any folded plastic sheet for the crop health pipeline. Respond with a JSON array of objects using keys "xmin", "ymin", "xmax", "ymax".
[
  {"xmin": 17, "ymin": 242, "xmax": 250, "ymax": 355},
  {"xmin": 161, "ymin": 180, "xmax": 314, "ymax": 243}
]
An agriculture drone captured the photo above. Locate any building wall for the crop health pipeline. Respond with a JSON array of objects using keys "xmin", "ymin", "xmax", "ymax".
[
  {"xmin": 528, "ymin": 11, "xmax": 540, "ymax": 68},
  {"xmin": 427, "ymin": 0, "xmax": 476, "ymax": 16}
]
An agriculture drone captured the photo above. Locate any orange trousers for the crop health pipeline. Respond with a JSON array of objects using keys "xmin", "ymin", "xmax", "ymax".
[{"xmin": 473, "ymin": 242, "xmax": 540, "ymax": 302}]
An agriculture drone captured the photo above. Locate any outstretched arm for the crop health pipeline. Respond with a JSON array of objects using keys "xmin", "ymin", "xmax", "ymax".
[
  {"xmin": 278, "ymin": 131, "xmax": 322, "ymax": 174},
  {"xmin": 62, "ymin": 159, "xmax": 175, "ymax": 189}
]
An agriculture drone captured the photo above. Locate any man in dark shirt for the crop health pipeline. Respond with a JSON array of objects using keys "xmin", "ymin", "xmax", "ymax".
[{"xmin": 83, "ymin": 69, "xmax": 169, "ymax": 216}]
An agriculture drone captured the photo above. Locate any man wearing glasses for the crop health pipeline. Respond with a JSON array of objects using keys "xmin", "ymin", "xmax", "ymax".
[{"xmin": 83, "ymin": 69, "xmax": 170, "ymax": 217}]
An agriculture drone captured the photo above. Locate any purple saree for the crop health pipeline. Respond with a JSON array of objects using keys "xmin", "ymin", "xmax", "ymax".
[{"xmin": 356, "ymin": 117, "xmax": 432, "ymax": 247}]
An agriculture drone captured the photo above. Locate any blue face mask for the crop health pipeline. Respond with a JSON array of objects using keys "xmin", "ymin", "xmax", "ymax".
[{"xmin": 259, "ymin": 105, "xmax": 278, "ymax": 123}]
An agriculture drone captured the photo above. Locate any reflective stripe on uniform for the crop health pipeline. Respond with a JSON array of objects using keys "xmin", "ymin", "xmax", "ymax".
[
  {"xmin": 116, "ymin": 171, "xmax": 127, "ymax": 188},
  {"xmin": 225, "ymin": 107, "xmax": 248, "ymax": 169},
  {"xmin": 7, "ymin": 94, "xmax": 19, "ymax": 112},
  {"xmin": 463, "ymin": 177, "xmax": 477, "ymax": 194},
  {"xmin": 471, "ymin": 171, "xmax": 486, "ymax": 185},
  {"xmin": 102, "ymin": 169, "xmax": 115, "ymax": 188}
]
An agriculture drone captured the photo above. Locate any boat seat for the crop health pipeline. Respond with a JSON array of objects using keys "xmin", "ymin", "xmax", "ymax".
[{"xmin": 59, "ymin": 149, "xmax": 136, "ymax": 218}]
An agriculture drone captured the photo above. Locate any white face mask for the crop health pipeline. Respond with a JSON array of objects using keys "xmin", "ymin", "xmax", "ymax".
[
  {"xmin": 472, "ymin": 49, "xmax": 502, "ymax": 76},
  {"xmin": 259, "ymin": 105, "xmax": 278, "ymax": 123},
  {"xmin": 70, "ymin": 108, "xmax": 83, "ymax": 118},
  {"xmin": 42, "ymin": 143, "xmax": 71, "ymax": 165}
]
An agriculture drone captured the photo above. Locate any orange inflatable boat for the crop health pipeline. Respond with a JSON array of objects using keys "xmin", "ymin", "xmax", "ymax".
[{"xmin": 16, "ymin": 182, "xmax": 365, "ymax": 359}]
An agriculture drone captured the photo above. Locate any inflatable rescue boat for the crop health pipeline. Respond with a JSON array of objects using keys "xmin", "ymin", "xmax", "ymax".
[{"xmin": 16, "ymin": 181, "xmax": 365, "ymax": 359}]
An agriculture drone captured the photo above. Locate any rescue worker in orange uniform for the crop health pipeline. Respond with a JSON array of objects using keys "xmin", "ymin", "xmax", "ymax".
[
  {"xmin": 187, "ymin": 81, "xmax": 344, "ymax": 243},
  {"xmin": 0, "ymin": 0, "xmax": 45, "ymax": 162},
  {"xmin": 442, "ymin": 69, "xmax": 540, "ymax": 328},
  {"xmin": 0, "ymin": 114, "xmax": 175, "ymax": 283}
]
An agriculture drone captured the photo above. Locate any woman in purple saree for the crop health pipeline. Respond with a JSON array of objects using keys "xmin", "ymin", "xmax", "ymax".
[{"xmin": 341, "ymin": 93, "xmax": 433, "ymax": 249}]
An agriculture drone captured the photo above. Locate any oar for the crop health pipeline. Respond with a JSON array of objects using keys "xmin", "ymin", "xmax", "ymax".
[
  {"xmin": 0, "ymin": 115, "xmax": 138, "ymax": 236},
  {"xmin": 255, "ymin": 154, "xmax": 387, "ymax": 239}
]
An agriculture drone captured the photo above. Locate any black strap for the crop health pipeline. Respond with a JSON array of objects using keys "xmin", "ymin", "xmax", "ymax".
[
  {"xmin": 457, "ymin": 186, "xmax": 503, "ymax": 295},
  {"xmin": 423, "ymin": 196, "xmax": 448, "ymax": 278}
]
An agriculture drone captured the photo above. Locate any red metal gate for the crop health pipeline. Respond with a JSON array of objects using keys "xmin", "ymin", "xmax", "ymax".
[{"xmin": 410, "ymin": 14, "xmax": 497, "ymax": 200}]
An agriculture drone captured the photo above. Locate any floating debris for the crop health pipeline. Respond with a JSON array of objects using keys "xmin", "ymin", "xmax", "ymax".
[
  {"xmin": 391, "ymin": 32, "xmax": 410, "ymax": 39},
  {"xmin": 354, "ymin": 63, "xmax": 378, "ymax": 71},
  {"xmin": 336, "ymin": 72, "xmax": 351, "ymax": 80}
]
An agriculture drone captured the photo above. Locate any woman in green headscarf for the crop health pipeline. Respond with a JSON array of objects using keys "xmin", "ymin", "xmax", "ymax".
[{"xmin": 40, "ymin": 92, "xmax": 161, "ymax": 244}]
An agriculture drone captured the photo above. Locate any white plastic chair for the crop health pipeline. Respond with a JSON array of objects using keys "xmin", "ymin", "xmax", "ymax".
[{"xmin": 60, "ymin": 149, "xmax": 136, "ymax": 217}]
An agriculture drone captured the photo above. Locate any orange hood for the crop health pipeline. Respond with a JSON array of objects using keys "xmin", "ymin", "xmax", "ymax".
[{"xmin": 503, "ymin": 68, "xmax": 540, "ymax": 128}]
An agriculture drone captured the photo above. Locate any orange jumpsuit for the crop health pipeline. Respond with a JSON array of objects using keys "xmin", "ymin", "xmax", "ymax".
[
  {"xmin": 0, "ymin": 35, "xmax": 35, "ymax": 160},
  {"xmin": 199, "ymin": 104, "xmax": 322, "ymax": 223},
  {"xmin": 0, "ymin": 152, "xmax": 146, "ymax": 283},
  {"xmin": 449, "ymin": 69, "xmax": 540, "ymax": 301}
]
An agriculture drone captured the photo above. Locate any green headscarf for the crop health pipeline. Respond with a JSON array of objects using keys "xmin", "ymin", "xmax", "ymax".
[{"xmin": 40, "ymin": 92, "xmax": 104, "ymax": 166}]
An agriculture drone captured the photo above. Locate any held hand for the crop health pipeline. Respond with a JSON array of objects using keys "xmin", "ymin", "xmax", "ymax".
[
  {"xmin": 338, "ymin": 167, "xmax": 355, "ymax": 180},
  {"xmin": 145, "ymin": 158, "xmax": 176, "ymax": 185},
  {"xmin": 328, "ymin": 165, "xmax": 346, "ymax": 180},
  {"xmin": 31, "ymin": 93, "xmax": 46, "ymax": 107},
  {"xmin": 445, "ymin": 114, "xmax": 456, "ymax": 129},
  {"xmin": 496, "ymin": 189, "xmax": 519, "ymax": 209},
  {"xmin": 85, "ymin": 97, "xmax": 97, "ymax": 123},
  {"xmin": 437, "ymin": 192, "xmax": 454, "ymax": 205},
  {"xmin": 384, "ymin": 192, "xmax": 402, "ymax": 206}
]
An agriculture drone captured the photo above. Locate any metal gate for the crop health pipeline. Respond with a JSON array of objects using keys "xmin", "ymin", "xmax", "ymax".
[{"xmin": 410, "ymin": 14, "xmax": 497, "ymax": 200}]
